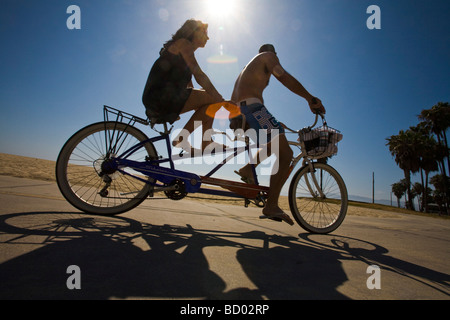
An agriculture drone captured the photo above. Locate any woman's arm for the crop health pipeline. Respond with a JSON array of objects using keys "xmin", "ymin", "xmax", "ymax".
[{"xmin": 177, "ymin": 39, "xmax": 223, "ymax": 101}]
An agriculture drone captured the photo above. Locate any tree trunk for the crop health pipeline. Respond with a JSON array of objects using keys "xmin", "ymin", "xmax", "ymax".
[
  {"xmin": 404, "ymin": 169, "xmax": 414, "ymax": 210},
  {"xmin": 424, "ymin": 171, "xmax": 430, "ymax": 213}
]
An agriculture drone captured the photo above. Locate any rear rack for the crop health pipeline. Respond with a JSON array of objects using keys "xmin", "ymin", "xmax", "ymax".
[{"xmin": 103, "ymin": 105, "xmax": 149, "ymax": 126}]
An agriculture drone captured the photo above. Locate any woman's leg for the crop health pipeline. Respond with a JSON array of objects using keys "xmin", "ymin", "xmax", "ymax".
[{"xmin": 174, "ymin": 89, "xmax": 222, "ymax": 150}]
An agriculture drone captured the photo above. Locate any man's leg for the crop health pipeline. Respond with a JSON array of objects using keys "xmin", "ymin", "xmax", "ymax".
[
  {"xmin": 262, "ymin": 134, "xmax": 293, "ymax": 224},
  {"xmin": 236, "ymin": 134, "xmax": 294, "ymax": 225},
  {"xmin": 235, "ymin": 139, "xmax": 272, "ymax": 184}
]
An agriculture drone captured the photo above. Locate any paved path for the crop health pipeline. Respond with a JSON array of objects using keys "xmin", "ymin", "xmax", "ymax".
[{"xmin": 0, "ymin": 175, "xmax": 449, "ymax": 300}]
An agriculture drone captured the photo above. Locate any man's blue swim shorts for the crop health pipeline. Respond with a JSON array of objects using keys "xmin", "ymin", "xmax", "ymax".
[{"xmin": 240, "ymin": 102, "xmax": 285, "ymax": 144}]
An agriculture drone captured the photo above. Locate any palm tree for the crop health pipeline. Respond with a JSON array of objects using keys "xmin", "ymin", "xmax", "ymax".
[
  {"xmin": 430, "ymin": 174, "xmax": 450, "ymax": 214},
  {"xmin": 419, "ymin": 102, "xmax": 450, "ymax": 212},
  {"xmin": 386, "ymin": 130, "xmax": 421, "ymax": 210},
  {"xmin": 418, "ymin": 102, "xmax": 450, "ymax": 177},
  {"xmin": 410, "ymin": 123, "xmax": 440, "ymax": 212},
  {"xmin": 411, "ymin": 182, "xmax": 423, "ymax": 211},
  {"xmin": 421, "ymin": 142, "xmax": 441, "ymax": 212},
  {"xmin": 392, "ymin": 181, "xmax": 406, "ymax": 208}
]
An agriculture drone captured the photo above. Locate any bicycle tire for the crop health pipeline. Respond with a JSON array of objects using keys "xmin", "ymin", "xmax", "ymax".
[
  {"xmin": 288, "ymin": 162, "xmax": 348, "ymax": 234},
  {"xmin": 56, "ymin": 122, "xmax": 157, "ymax": 215}
]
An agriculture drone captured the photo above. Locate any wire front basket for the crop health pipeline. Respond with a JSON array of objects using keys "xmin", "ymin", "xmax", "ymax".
[{"xmin": 298, "ymin": 125, "xmax": 343, "ymax": 159}]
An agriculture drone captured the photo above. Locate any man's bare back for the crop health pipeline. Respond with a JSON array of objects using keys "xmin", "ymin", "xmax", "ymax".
[
  {"xmin": 231, "ymin": 53, "xmax": 274, "ymax": 103},
  {"xmin": 231, "ymin": 48, "xmax": 325, "ymax": 114}
]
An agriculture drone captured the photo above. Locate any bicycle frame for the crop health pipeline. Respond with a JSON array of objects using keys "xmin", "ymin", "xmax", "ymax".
[
  {"xmin": 288, "ymin": 143, "xmax": 326, "ymax": 199},
  {"xmin": 102, "ymin": 106, "xmax": 271, "ymax": 204},
  {"xmin": 56, "ymin": 104, "xmax": 346, "ymax": 232},
  {"xmin": 103, "ymin": 105, "xmax": 324, "ymax": 206}
]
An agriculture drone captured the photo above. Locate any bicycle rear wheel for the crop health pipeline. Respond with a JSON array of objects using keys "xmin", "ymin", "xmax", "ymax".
[
  {"xmin": 56, "ymin": 122, "xmax": 157, "ymax": 215},
  {"xmin": 288, "ymin": 162, "xmax": 348, "ymax": 234}
]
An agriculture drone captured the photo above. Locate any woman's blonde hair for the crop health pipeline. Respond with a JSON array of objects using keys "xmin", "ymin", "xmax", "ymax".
[{"xmin": 162, "ymin": 19, "xmax": 208, "ymax": 51}]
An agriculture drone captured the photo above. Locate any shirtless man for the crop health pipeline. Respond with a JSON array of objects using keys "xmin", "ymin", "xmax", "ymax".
[{"xmin": 231, "ymin": 44, "xmax": 326, "ymax": 225}]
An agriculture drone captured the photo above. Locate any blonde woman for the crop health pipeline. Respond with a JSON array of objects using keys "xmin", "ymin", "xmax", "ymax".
[{"xmin": 143, "ymin": 19, "xmax": 224, "ymax": 152}]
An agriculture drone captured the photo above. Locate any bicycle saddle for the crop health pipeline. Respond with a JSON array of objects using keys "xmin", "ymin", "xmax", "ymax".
[{"xmin": 145, "ymin": 108, "xmax": 178, "ymax": 126}]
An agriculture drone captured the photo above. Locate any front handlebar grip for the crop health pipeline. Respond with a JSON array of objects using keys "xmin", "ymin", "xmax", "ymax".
[{"xmin": 311, "ymin": 97, "xmax": 324, "ymax": 115}]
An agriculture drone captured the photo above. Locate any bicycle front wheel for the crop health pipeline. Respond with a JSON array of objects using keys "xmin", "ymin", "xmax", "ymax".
[
  {"xmin": 288, "ymin": 162, "xmax": 348, "ymax": 234},
  {"xmin": 56, "ymin": 122, "xmax": 157, "ymax": 215}
]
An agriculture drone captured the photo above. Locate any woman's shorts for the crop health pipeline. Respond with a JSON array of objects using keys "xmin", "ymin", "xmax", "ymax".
[{"xmin": 143, "ymin": 87, "xmax": 192, "ymax": 124}]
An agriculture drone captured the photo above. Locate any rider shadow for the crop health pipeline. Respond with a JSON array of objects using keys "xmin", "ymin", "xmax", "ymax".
[
  {"xmin": 1, "ymin": 212, "xmax": 447, "ymax": 299},
  {"xmin": 226, "ymin": 234, "xmax": 348, "ymax": 299},
  {"xmin": 298, "ymin": 233, "xmax": 450, "ymax": 298},
  {"xmin": 0, "ymin": 211, "xmax": 349, "ymax": 299},
  {"xmin": 0, "ymin": 212, "xmax": 224, "ymax": 299},
  {"xmin": 234, "ymin": 233, "xmax": 352, "ymax": 299}
]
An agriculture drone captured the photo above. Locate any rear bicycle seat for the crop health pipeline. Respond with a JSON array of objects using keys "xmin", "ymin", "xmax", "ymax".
[{"xmin": 145, "ymin": 109, "xmax": 174, "ymax": 134}]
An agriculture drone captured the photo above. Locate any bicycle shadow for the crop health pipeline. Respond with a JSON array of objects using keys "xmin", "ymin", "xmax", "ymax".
[
  {"xmin": 0, "ymin": 211, "xmax": 448, "ymax": 299},
  {"xmin": 0, "ymin": 211, "xmax": 345, "ymax": 299},
  {"xmin": 298, "ymin": 233, "xmax": 450, "ymax": 298}
]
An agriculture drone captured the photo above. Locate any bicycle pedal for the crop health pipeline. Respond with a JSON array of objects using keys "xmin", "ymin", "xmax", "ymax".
[{"xmin": 259, "ymin": 215, "xmax": 282, "ymax": 222}]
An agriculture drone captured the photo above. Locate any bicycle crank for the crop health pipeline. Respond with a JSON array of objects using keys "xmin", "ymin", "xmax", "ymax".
[{"xmin": 164, "ymin": 179, "xmax": 187, "ymax": 200}]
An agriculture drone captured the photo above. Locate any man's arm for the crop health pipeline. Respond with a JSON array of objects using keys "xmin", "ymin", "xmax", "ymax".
[{"xmin": 265, "ymin": 53, "xmax": 326, "ymax": 114}]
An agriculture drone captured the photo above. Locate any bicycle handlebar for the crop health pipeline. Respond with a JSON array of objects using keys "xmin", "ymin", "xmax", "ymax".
[
  {"xmin": 311, "ymin": 97, "xmax": 326, "ymax": 119},
  {"xmin": 311, "ymin": 112, "xmax": 326, "ymax": 128}
]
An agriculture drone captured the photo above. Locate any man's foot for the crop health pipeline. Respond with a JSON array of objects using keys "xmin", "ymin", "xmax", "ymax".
[
  {"xmin": 261, "ymin": 207, "xmax": 294, "ymax": 226},
  {"xmin": 234, "ymin": 167, "xmax": 256, "ymax": 185}
]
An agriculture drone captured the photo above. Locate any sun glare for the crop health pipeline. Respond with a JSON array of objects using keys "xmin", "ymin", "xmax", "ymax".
[{"xmin": 205, "ymin": 0, "xmax": 236, "ymax": 17}]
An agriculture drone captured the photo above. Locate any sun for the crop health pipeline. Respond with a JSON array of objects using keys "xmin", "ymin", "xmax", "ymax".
[{"xmin": 205, "ymin": 0, "xmax": 236, "ymax": 17}]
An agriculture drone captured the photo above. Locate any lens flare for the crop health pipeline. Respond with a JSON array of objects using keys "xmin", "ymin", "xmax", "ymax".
[
  {"xmin": 207, "ymin": 54, "xmax": 238, "ymax": 64},
  {"xmin": 205, "ymin": 101, "xmax": 241, "ymax": 119},
  {"xmin": 205, "ymin": 0, "xmax": 236, "ymax": 17}
]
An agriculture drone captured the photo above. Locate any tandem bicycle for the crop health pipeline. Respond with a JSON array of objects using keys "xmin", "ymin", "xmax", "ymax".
[{"xmin": 55, "ymin": 102, "xmax": 347, "ymax": 234}]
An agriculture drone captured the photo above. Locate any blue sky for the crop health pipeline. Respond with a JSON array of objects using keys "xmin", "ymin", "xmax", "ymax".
[{"xmin": 1, "ymin": 0, "xmax": 449, "ymax": 203}]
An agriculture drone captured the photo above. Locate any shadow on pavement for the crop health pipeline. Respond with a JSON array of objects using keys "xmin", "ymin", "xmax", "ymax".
[{"xmin": 0, "ymin": 211, "xmax": 448, "ymax": 299}]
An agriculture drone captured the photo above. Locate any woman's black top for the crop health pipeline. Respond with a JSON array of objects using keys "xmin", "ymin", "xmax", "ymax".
[{"xmin": 143, "ymin": 48, "xmax": 193, "ymax": 124}]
